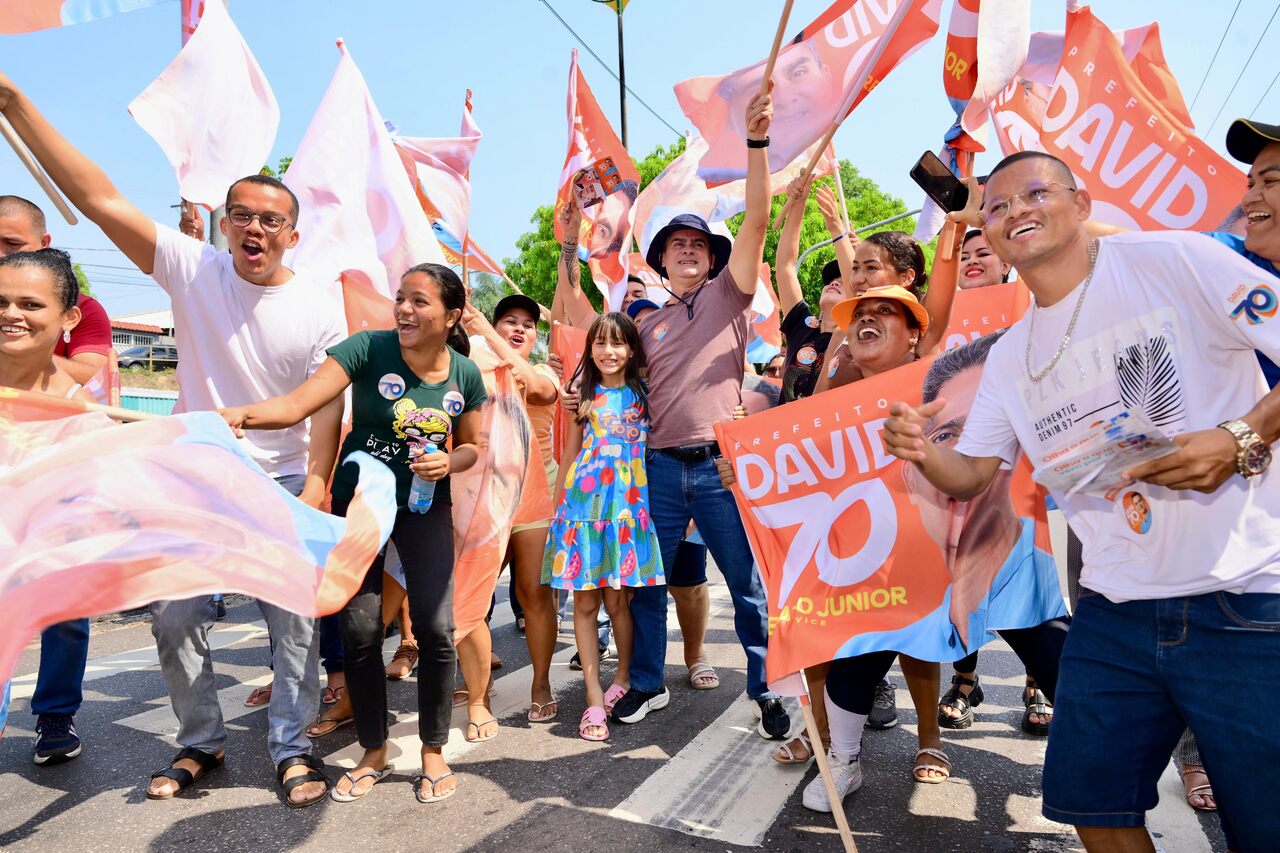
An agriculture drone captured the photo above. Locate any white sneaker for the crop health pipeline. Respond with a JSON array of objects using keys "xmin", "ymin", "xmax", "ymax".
[{"xmin": 802, "ymin": 750, "xmax": 862, "ymax": 812}]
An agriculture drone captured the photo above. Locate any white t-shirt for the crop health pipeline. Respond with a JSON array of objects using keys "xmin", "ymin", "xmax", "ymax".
[
  {"xmin": 956, "ymin": 231, "xmax": 1280, "ymax": 601},
  {"xmin": 151, "ymin": 224, "xmax": 346, "ymax": 477}
]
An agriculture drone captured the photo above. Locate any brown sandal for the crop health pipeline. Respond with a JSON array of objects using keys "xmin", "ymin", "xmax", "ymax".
[
  {"xmin": 386, "ymin": 642, "xmax": 418, "ymax": 680},
  {"xmin": 307, "ymin": 687, "xmax": 353, "ymax": 738}
]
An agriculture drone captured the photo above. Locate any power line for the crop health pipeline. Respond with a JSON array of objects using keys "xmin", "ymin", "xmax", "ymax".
[
  {"xmin": 1189, "ymin": 0, "xmax": 1242, "ymax": 112},
  {"xmin": 536, "ymin": 0, "xmax": 683, "ymax": 138},
  {"xmin": 1206, "ymin": 2, "xmax": 1280, "ymax": 139},
  {"xmin": 1251, "ymin": 63, "xmax": 1280, "ymax": 118}
]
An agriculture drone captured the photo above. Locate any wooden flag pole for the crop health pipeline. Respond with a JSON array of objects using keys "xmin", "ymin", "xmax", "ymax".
[
  {"xmin": 770, "ymin": 0, "xmax": 918, "ymax": 230},
  {"xmin": 0, "ymin": 113, "xmax": 78, "ymax": 226},
  {"xmin": 800, "ymin": 683, "xmax": 859, "ymax": 852},
  {"xmin": 830, "ymin": 145, "xmax": 851, "ymax": 236},
  {"xmin": 770, "ymin": 123, "xmax": 838, "ymax": 229},
  {"xmin": 758, "ymin": 0, "xmax": 796, "ymax": 95},
  {"xmin": 83, "ymin": 400, "xmax": 159, "ymax": 423}
]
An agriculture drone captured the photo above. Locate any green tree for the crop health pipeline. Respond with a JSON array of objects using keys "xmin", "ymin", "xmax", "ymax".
[
  {"xmin": 72, "ymin": 262, "xmax": 93, "ymax": 297},
  {"xmin": 258, "ymin": 156, "xmax": 294, "ymax": 178},
  {"xmin": 502, "ymin": 144, "xmax": 924, "ymax": 313}
]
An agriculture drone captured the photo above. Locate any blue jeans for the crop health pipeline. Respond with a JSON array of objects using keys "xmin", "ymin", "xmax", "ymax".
[
  {"xmin": 1043, "ymin": 589, "xmax": 1280, "ymax": 851},
  {"xmin": 31, "ymin": 619, "xmax": 90, "ymax": 717},
  {"xmin": 147, "ymin": 473, "xmax": 319, "ymax": 764},
  {"xmin": 630, "ymin": 450, "xmax": 775, "ymax": 700}
]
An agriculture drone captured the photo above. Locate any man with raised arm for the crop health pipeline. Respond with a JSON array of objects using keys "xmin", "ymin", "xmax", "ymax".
[
  {"xmin": 883, "ymin": 150, "xmax": 1280, "ymax": 853},
  {"xmin": 0, "ymin": 72, "xmax": 344, "ymax": 808},
  {"xmin": 610, "ymin": 82, "xmax": 789, "ymax": 740}
]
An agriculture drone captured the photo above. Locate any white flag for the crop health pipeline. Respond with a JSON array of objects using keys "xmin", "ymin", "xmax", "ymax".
[
  {"xmin": 285, "ymin": 42, "xmax": 444, "ymax": 298},
  {"xmin": 129, "ymin": 0, "xmax": 278, "ymax": 209}
]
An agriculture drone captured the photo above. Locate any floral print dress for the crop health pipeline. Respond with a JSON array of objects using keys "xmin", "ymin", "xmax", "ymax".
[{"xmin": 541, "ymin": 384, "xmax": 665, "ymax": 590}]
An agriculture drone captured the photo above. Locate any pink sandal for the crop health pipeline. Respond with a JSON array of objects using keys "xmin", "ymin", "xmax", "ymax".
[
  {"xmin": 603, "ymin": 684, "xmax": 627, "ymax": 714},
  {"xmin": 579, "ymin": 706, "xmax": 609, "ymax": 742}
]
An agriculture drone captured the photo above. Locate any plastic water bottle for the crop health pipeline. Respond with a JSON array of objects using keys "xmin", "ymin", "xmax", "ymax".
[{"xmin": 407, "ymin": 444, "xmax": 439, "ymax": 514}]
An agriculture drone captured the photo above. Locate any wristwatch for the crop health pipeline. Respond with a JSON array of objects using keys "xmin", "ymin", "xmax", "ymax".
[{"xmin": 1218, "ymin": 419, "xmax": 1273, "ymax": 478}]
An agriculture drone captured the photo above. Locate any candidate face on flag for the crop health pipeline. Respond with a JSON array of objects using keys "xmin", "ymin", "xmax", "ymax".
[
  {"xmin": 715, "ymin": 42, "xmax": 843, "ymax": 173},
  {"xmin": 902, "ymin": 336, "xmax": 1023, "ymax": 647},
  {"xmin": 585, "ymin": 180, "xmax": 638, "ymax": 259}
]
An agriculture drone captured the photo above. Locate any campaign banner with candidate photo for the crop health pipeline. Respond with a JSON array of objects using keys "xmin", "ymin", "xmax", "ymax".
[{"xmin": 714, "ymin": 332, "xmax": 1066, "ymax": 692}]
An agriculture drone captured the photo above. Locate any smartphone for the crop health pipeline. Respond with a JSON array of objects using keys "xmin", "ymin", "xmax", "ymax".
[
  {"xmin": 910, "ymin": 150, "xmax": 969, "ymax": 213},
  {"xmin": 572, "ymin": 157, "xmax": 623, "ymax": 209}
]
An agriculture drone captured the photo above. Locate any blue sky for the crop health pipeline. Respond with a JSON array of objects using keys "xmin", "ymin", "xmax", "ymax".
[{"xmin": 2, "ymin": 0, "xmax": 1276, "ymax": 317}]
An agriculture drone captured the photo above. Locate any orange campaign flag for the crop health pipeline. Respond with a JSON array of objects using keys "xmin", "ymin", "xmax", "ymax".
[
  {"xmin": 937, "ymin": 281, "xmax": 1030, "ymax": 351},
  {"xmin": 449, "ymin": 352, "xmax": 545, "ymax": 642},
  {"xmin": 549, "ymin": 322, "xmax": 588, "ymax": 465},
  {"xmin": 991, "ymin": 7, "xmax": 1243, "ymax": 233},
  {"xmin": 554, "ymin": 50, "xmax": 642, "ymax": 310},
  {"xmin": 714, "ymin": 288, "xmax": 1063, "ymax": 693},
  {"xmin": 675, "ymin": 0, "xmax": 942, "ymax": 184}
]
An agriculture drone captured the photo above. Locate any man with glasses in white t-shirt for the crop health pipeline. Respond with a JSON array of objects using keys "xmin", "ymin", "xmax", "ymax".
[
  {"xmin": 885, "ymin": 150, "xmax": 1280, "ymax": 853},
  {"xmin": 0, "ymin": 72, "xmax": 344, "ymax": 808}
]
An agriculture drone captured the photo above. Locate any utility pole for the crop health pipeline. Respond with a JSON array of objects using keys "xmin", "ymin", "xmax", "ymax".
[
  {"xmin": 590, "ymin": 0, "xmax": 629, "ymax": 148},
  {"xmin": 616, "ymin": 7, "xmax": 627, "ymax": 148}
]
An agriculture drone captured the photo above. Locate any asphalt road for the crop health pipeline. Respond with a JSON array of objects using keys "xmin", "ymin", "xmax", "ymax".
[{"xmin": 0, "ymin": 579, "xmax": 1225, "ymax": 853}]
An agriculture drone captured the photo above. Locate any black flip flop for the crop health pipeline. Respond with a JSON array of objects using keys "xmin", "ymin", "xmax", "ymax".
[
  {"xmin": 277, "ymin": 754, "xmax": 329, "ymax": 808},
  {"xmin": 147, "ymin": 746, "xmax": 224, "ymax": 799}
]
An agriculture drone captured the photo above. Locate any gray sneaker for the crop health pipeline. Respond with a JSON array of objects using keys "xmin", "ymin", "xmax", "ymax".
[{"xmin": 867, "ymin": 678, "xmax": 898, "ymax": 729}]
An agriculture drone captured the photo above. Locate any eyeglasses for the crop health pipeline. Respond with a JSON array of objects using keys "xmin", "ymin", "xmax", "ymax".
[
  {"xmin": 226, "ymin": 206, "xmax": 293, "ymax": 234},
  {"xmin": 981, "ymin": 182, "xmax": 1075, "ymax": 224}
]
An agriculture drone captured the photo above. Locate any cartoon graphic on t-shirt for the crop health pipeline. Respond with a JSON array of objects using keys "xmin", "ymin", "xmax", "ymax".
[
  {"xmin": 391, "ymin": 398, "xmax": 453, "ymax": 446},
  {"xmin": 1114, "ymin": 333, "xmax": 1187, "ymax": 430}
]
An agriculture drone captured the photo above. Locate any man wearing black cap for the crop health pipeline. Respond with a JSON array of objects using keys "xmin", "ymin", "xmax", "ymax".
[{"xmin": 612, "ymin": 84, "xmax": 791, "ymax": 738}]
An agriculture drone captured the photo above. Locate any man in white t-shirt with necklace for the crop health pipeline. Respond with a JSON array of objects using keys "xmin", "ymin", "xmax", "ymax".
[
  {"xmin": 884, "ymin": 150, "xmax": 1280, "ymax": 853},
  {"xmin": 0, "ymin": 73, "xmax": 344, "ymax": 808}
]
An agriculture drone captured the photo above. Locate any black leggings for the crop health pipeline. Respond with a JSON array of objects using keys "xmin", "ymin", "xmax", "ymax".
[
  {"xmin": 333, "ymin": 496, "xmax": 456, "ymax": 748},
  {"xmin": 828, "ymin": 617, "xmax": 1071, "ymax": 713}
]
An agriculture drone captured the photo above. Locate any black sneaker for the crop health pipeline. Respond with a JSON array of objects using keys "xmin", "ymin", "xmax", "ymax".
[
  {"xmin": 33, "ymin": 714, "xmax": 82, "ymax": 765},
  {"xmin": 569, "ymin": 646, "xmax": 612, "ymax": 672},
  {"xmin": 753, "ymin": 698, "xmax": 790, "ymax": 740},
  {"xmin": 611, "ymin": 686, "xmax": 670, "ymax": 724},
  {"xmin": 867, "ymin": 678, "xmax": 898, "ymax": 729}
]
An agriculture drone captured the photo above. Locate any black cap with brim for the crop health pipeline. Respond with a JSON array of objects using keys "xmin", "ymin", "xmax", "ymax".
[
  {"xmin": 644, "ymin": 213, "xmax": 733, "ymax": 280},
  {"xmin": 1227, "ymin": 119, "xmax": 1280, "ymax": 164},
  {"xmin": 822, "ymin": 259, "xmax": 841, "ymax": 285},
  {"xmin": 492, "ymin": 293, "xmax": 541, "ymax": 325}
]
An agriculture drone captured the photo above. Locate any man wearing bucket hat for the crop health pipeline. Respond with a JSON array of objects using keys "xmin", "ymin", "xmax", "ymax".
[{"xmin": 610, "ymin": 83, "xmax": 791, "ymax": 739}]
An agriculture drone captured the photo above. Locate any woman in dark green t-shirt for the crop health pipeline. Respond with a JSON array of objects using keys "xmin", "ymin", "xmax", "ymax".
[{"xmin": 222, "ymin": 263, "xmax": 485, "ymax": 806}]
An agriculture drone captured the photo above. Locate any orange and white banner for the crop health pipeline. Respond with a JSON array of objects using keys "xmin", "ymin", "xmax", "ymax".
[
  {"xmin": 714, "ymin": 287, "xmax": 1063, "ymax": 692},
  {"xmin": 674, "ymin": 0, "xmax": 941, "ymax": 184},
  {"xmin": 991, "ymin": 7, "xmax": 1242, "ymax": 232},
  {"xmin": 554, "ymin": 50, "xmax": 641, "ymax": 310},
  {"xmin": 549, "ymin": 322, "xmax": 588, "ymax": 465}
]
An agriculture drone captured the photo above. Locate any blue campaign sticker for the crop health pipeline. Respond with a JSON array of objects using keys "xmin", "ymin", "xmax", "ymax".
[
  {"xmin": 443, "ymin": 390, "xmax": 466, "ymax": 417},
  {"xmin": 378, "ymin": 373, "xmax": 406, "ymax": 400}
]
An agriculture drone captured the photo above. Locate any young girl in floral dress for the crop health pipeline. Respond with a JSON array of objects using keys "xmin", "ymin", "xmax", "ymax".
[{"xmin": 542, "ymin": 312, "xmax": 664, "ymax": 741}]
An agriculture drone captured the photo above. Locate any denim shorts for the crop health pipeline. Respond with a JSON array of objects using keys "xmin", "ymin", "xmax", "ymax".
[{"xmin": 1043, "ymin": 588, "xmax": 1280, "ymax": 851}]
